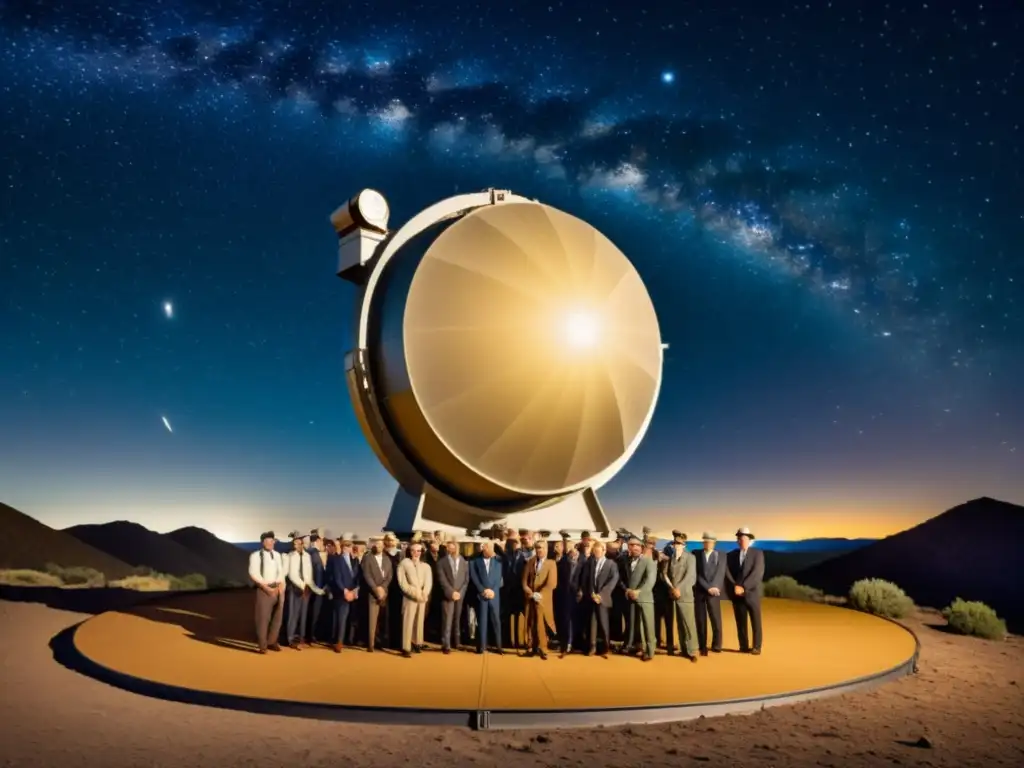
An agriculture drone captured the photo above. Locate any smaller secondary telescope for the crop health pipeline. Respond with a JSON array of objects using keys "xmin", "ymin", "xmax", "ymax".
[{"xmin": 330, "ymin": 188, "xmax": 665, "ymax": 539}]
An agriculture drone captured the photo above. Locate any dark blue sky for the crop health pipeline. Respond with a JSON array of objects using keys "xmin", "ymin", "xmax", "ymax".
[{"xmin": 1, "ymin": 0, "xmax": 1021, "ymax": 541}]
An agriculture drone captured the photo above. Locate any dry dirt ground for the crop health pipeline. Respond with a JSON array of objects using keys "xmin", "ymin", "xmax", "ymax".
[{"xmin": 0, "ymin": 600, "xmax": 1021, "ymax": 768}]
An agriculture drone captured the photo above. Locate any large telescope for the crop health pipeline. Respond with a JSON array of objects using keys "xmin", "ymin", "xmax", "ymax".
[{"xmin": 331, "ymin": 189, "xmax": 665, "ymax": 539}]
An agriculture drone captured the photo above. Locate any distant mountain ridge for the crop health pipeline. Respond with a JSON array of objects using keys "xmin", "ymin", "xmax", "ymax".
[
  {"xmin": 63, "ymin": 521, "xmax": 248, "ymax": 585},
  {"xmin": 795, "ymin": 496, "xmax": 1023, "ymax": 631},
  {"xmin": 0, "ymin": 502, "xmax": 136, "ymax": 579}
]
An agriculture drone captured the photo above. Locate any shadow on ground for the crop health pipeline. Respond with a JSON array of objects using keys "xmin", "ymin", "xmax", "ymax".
[{"xmin": 0, "ymin": 584, "xmax": 171, "ymax": 614}]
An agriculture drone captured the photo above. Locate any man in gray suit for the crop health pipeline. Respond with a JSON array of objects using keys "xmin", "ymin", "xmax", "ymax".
[
  {"xmin": 436, "ymin": 537, "xmax": 469, "ymax": 653},
  {"xmin": 360, "ymin": 534, "xmax": 394, "ymax": 652},
  {"xmin": 725, "ymin": 526, "xmax": 765, "ymax": 654},
  {"xmin": 622, "ymin": 535, "xmax": 657, "ymax": 661},
  {"xmin": 664, "ymin": 532, "xmax": 699, "ymax": 661},
  {"xmin": 694, "ymin": 531, "xmax": 726, "ymax": 655}
]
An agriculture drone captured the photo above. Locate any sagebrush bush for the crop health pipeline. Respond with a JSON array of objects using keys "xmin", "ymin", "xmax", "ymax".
[
  {"xmin": 942, "ymin": 598, "xmax": 1007, "ymax": 640},
  {"xmin": 764, "ymin": 575, "xmax": 823, "ymax": 601},
  {"xmin": 169, "ymin": 573, "xmax": 207, "ymax": 591},
  {"xmin": 848, "ymin": 578, "xmax": 914, "ymax": 618},
  {"xmin": 43, "ymin": 563, "xmax": 105, "ymax": 587},
  {"xmin": 0, "ymin": 569, "xmax": 64, "ymax": 587}
]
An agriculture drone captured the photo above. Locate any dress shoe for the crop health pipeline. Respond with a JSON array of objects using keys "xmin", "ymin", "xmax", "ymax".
[
  {"xmin": 699, "ymin": 649, "xmax": 709, "ymax": 657},
  {"xmin": 257, "ymin": 648, "xmax": 266, "ymax": 655},
  {"xmin": 600, "ymin": 652, "xmax": 609, "ymax": 659},
  {"xmin": 267, "ymin": 644, "xmax": 281, "ymax": 652},
  {"xmin": 333, "ymin": 644, "xmax": 343, "ymax": 654},
  {"xmin": 689, "ymin": 655, "xmax": 698, "ymax": 663},
  {"xmin": 442, "ymin": 647, "xmax": 450, "ymax": 655},
  {"xmin": 711, "ymin": 648, "xmax": 722, "ymax": 653},
  {"xmin": 476, "ymin": 649, "xmax": 484, "ymax": 655},
  {"xmin": 642, "ymin": 654, "xmax": 653, "ymax": 662},
  {"xmin": 412, "ymin": 646, "xmax": 422, "ymax": 654},
  {"xmin": 751, "ymin": 648, "xmax": 761, "ymax": 655},
  {"xmin": 289, "ymin": 642, "xmax": 302, "ymax": 650},
  {"xmin": 401, "ymin": 650, "xmax": 412, "ymax": 658},
  {"xmin": 538, "ymin": 650, "xmax": 548, "ymax": 660}
]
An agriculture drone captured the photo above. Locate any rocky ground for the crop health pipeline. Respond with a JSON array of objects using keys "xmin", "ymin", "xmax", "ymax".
[{"xmin": 0, "ymin": 601, "xmax": 1021, "ymax": 768}]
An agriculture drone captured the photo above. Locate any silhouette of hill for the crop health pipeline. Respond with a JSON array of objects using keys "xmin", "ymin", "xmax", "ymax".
[
  {"xmin": 64, "ymin": 521, "xmax": 240, "ymax": 585},
  {"xmin": 795, "ymin": 496, "xmax": 1023, "ymax": 631},
  {"xmin": 167, "ymin": 527, "xmax": 248, "ymax": 584},
  {"xmin": 0, "ymin": 502, "xmax": 136, "ymax": 579}
]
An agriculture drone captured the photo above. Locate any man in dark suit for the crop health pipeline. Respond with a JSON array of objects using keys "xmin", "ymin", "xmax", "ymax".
[
  {"xmin": 694, "ymin": 531, "xmax": 726, "ymax": 655},
  {"xmin": 725, "ymin": 527, "xmax": 765, "ymax": 654},
  {"xmin": 305, "ymin": 531, "xmax": 330, "ymax": 645},
  {"xmin": 382, "ymin": 532, "xmax": 404, "ymax": 650},
  {"xmin": 469, "ymin": 540, "xmax": 503, "ymax": 654},
  {"xmin": 327, "ymin": 534, "xmax": 360, "ymax": 652},
  {"xmin": 555, "ymin": 537, "xmax": 583, "ymax": 655},
  {"xmin": 436, "ymin": 537, "xmax": 469, "ymax": 653},
  {"xmin": 361, "ymin": 534, "xmax": 394, "ymax": 652},
  {"xmin": 584, "ymin": 540, "xmax": 618, "ymax": 657}
]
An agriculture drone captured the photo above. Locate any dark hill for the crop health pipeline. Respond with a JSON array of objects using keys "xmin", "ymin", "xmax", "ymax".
[
  {"xmin": 0, "ymin": 502, "xmax": 137, "ymax": 579},
  {"xmin": 64, "ymin": 521, "xmax": 223, "ymax": 583},
  {"xmin": 166, "ymin": 526, "xmax": 248, "ymax": 584},
  {"xmin": 794, "ymin": 496, "xmax": 1024, "ymax": 631}
]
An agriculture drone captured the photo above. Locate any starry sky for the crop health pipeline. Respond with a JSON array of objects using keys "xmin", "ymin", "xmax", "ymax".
[{"xmin": 1, "ymin": 1, "xmax": 1022, "ymax": 543}]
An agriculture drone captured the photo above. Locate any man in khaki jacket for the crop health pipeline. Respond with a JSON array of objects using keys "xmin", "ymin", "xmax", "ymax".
[
  {"xmin": 397, "ymin": 542, "xmax": 433, "ymax": 657},
  {"xmin": 521, "ymin": 540, "xmax": 558, "ymax": 659}
]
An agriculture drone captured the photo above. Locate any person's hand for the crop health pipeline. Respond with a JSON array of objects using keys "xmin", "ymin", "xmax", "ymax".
[
  {"xmin": 592, "ymin": 593, "xmax": 601, "ymax": 604},
  {"xmin": 672, "ymin": 588, "xmax": 681, "ymax": 600},
  {"xmin": 709, "ymin": 587, "xmax": 720, "ymax": 596},
  {"xmin": 626, "ymin": 589, "xmax": 636, "ymax": 600},
  {"xmin": 452, "ymin": 591, "xmax": 460, "ymax": 601},
  {"xmin": 483, "ymin": 589, "xmax": 494, "ymax": 599},
  {"xmin": 735, "ymin": 585, "xmax": 745, "ymax": 596},
  {"xmin": 576, "ymin": 590, "xmax": 583, "ymax": 602},
  {"xmin": 532, "ymin": 592, "xmax": 542, "ymax": 602},
  {"xmin": 375, "ymin": 586, "xmax": 386, "ymax": 599},
  {"xmin": 260, "ymin": 584, "xmax": 274, "ymax": 596},
  {"xmin": 277, "ymin": 583, "xmax": 286, "ymax": 595}
]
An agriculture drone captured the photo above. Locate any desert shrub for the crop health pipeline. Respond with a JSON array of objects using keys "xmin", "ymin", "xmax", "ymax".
[
  {"xmin": 42, "ymin": 563, "xmax": 105, "ymax": 587},
  {"xmin": 168, "ymin": 573, "xmax": 207, "ymax": 591},
  {"xmin": 848, "ymin": 578, "xmax": 914, "ymax": 619},
  {"xmin": 109, "ymin": 574, "xmax": 172, "ymax": 591},
  {"xmin": 764, "ymin": 576, "xmax": 823, "ymax": 601},
  {"xmin": 942, "ymin": 598, "xmax": 1007, "ymax": 641},
  {"xmin": 0, "ymin": 569, "xmax": 64, "ymax": 587}
]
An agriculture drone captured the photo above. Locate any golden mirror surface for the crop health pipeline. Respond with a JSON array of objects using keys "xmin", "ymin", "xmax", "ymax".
[{"xmin": 401, "ymin": 202, "xmax": 662, "ymax": 496}]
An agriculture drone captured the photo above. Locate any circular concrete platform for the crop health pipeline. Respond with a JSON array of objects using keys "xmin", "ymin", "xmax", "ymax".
[{"xmin": 67, "ymin": 590, "xmax": 918, "ymax": 729}]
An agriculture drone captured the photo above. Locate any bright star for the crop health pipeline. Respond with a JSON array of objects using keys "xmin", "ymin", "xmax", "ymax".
[
  {"xmin": 163, "ymin": 301, "xmax": 173, "ymax": 319},
  {"xmin": 661, "ymin": 71, "xmax": 675, "ymax": 84},
  {"xmin": 161, "ymin": 415, "xmax": 173, "ymax": 433}
]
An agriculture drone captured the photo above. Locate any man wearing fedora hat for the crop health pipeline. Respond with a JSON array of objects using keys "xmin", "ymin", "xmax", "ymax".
[
  {"xmin": 725, "ymin": 527, "xmax": 765, "ymax": 654},
  {"xmin": 622, "ymin": 534, "xmax": 657, "ymax": 661},
  {"xmin": 361, "ymin": 534, "xmax": 394, "ymax": 652},
  {"xmin": 248, "ymin": 530, "xmax": 285, "ymax": 653},
  {"xmin": 664, "ymin": 532, "xmax": 699, "ymax": 661},
  {"xmin": 694, "ymin": 531, "xmax": 726, "ymax": 655}
]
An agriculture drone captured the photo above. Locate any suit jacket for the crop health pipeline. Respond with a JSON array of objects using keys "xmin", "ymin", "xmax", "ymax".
[
  {"xmin": 436, "ymin": 554, "xmax": 470, "ymax": 600},
  {"xmin": 327, "ymin": 552, "xmax": 359, "ymax": 595},
  {"xmin": 665, "ymin": 551, "xmax": 697, "ymax": 602},
  {"xmin": 469, "ymin": 556, "xmax": 503, "ymax": 604},
  {"xmin": 522, "ymin": 557, "xmax": 557, "ymax": 603},
  {"xmin": 556, "ymin": 555, "xmax": 583, "ymax": 606},
  {"xmin": 725, "ymin": 547, "xmax": 765, "ymax": 596},
  {"xmin": 625, "ymin": 555, "xmax": 657, "ymax": 604},
  {"xmin": 307, "ymin": 548, "xmax": 329, "ymax": 590},
  {"xmin": 695, "ymin": 549, "xmax": 726, "ymax": 594},
  {"xmin": 397, "ymin": 558, "xmax": 433, "ymax": 601},
  {"xmin": 361, "ymin": 551, "xmax": 393, "ymax": 600},
  {"xmin": 586, "ymin": 556, "xmax": 620, "ymax": 604}
]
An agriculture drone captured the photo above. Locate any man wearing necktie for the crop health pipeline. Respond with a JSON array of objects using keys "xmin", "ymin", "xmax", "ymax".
[
  {"xmin": 437, "ymin": 538, "xmax": 470, "ymax": 653},
  {"xmin": 622, "ymin": 535, "xmax": 657, "ymax": 661},
  {"xmin": 725, "ymin": 527, "xmax": 765, "ymax": 654},
  {"xmin": 664, "ymin": 532, "xmax": 699, "ymax": 661},
  {"xmin": 522, "ymin": 540, "xmax": 558, "ymax": 659},
  {"xmin": 285, "ymin": 530, "xmax": 324, "ymax": 649},
  {"xmin": 585, "ymin": 540, "xmax": 619, "ymax": 657},
  {"xmin": 694, "ymin": 531, "xmax": 726, "ymax": 655},
  {"xmin": 469, "ymin": 541, "xmax": 503, "ymax": 654}
]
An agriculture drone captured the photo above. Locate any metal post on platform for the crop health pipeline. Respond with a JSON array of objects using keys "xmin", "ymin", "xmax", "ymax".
[{"xmin": 472, "ymin": 710, "xmax": 491, "ymax": 730}]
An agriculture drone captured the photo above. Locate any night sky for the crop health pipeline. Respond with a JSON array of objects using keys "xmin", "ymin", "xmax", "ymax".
[{"xmin": 1, "ymin": 1, "xmax": 1021, "ymax": 542}]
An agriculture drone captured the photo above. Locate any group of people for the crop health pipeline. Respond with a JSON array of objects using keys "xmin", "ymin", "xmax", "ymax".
[{"xmin": 246, "ymin": 525, "xmax": 766, "ymax": 660}]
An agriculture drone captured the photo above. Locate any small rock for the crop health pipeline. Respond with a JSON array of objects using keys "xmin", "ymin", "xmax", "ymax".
[
  {"xmin": 912, "ymin": 736, "xmax": 934, "ymax": 749},
  {"xmin": 666, "ymin": 748, "xmax": 678, "ymax": 756},
  {"xmin": 535, "ymin": 734, "xmax": 550, "ymax": 744}
]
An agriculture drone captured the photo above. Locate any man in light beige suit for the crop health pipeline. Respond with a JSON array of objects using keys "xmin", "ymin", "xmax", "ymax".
[
  {"xmin": 397, "ymin": 542, "xmax": 433, "ymax": 658},
  {"xmin": 521, "ymin": 540, "xmax": 558, "ymax": 659}
]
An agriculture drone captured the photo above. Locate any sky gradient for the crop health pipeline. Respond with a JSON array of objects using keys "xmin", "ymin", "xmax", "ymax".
[{"xmin": 1, "ymin": 1, "xmax": 1021, "ymax": 542}]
